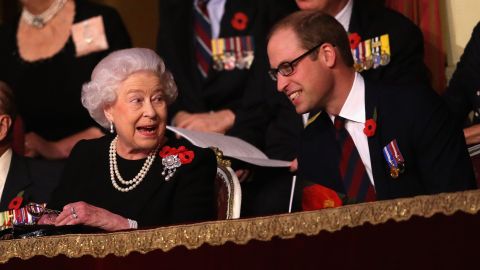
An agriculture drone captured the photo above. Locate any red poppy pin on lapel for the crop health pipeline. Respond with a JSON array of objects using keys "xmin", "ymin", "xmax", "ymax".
[
  {"xmin": 231, "ymin": 12, "xmax": 248, "ymax": 31},
  {"xmin": 159, "ymin": 145, "xmax": 195, "ymax": 181},
  {"xmin": 8, "ymin": 191, "xmax": 24, "ymax": 210},
  {"xmin": 363, "ymin": 107, "xmax": 377, "ymax": 137}
]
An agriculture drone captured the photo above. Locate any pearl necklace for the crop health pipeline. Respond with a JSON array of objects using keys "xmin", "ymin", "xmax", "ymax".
[
  {"xmin": 21, "ymin": 0, "xmax": 67, "ymax": 28},
  {"xmin": 109, "ymin": 136, "xmax": 159, "ymax": 192}
]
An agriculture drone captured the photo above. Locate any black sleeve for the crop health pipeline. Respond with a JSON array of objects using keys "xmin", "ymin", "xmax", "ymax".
[
  {"xmin": 412, "ymin": 87, "xmax": 476, "ymax": 192},
  {"xmin": 386, "ymin": 18, "xmax": 429, "ymax": 85},
  {"xmin": 102, "ymin": 5, "xmax": 132, "ymax": 50},
  {"xmin": 443, "ymin": 22, "xmax": 480, "ymax": 122},
  {"xmin": 47, "ymin": 140, "xmax": 91, "ymax": 211},
  {"xmin": 28, "ymin": 159, "xmax": 65, "ymax": 205}
]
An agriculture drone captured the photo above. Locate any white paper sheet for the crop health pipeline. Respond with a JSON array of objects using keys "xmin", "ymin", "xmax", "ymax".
[{"xmin": 167, "ymin": 126, "xmax": 291, "ymax": 167}]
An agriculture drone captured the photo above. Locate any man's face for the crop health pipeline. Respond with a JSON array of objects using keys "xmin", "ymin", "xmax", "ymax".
[{"xmin": 267, "ymin": 28, "xmax": 333, "ymax": 114}]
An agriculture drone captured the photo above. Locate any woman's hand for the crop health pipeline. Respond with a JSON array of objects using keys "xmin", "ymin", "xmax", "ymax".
[
  {"xmin": 54, "ymin": 201, "xmax": 131, "ymax": 231},
  {"xmin": 37, "ymin": 212, "xmax": 58, "ymax": 225}
]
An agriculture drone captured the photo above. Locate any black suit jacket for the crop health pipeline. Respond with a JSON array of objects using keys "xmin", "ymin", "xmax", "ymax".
[
  {"xmin": 156, "ymin": 0, "xmax": 297, "ymax": 119},
  {"xmin": 298, "ymin": 81, "xmax": 476, "ymax": 201},
  {"xmin": 444, "ymin": 22, "xmax": 480, "ymax": 125},
  {"xmin": 0, "ymin": 152, "xmax": 64, "ymax": 211},
  {"xmin": 348, "ymin": 1, "xmax": 429, "ymax": 85}
]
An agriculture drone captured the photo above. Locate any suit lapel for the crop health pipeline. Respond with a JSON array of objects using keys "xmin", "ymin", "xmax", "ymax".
[
  {"xmin": 0, "ymin": 153, "xmax": 32, "ymax": 210},
  {"xmin": 364, "ymin": 80, "xmax": 388, "ymax": 199},
  {"xmin": 299, "ymin": 112, "xmax": 345, "ymax": 194}
]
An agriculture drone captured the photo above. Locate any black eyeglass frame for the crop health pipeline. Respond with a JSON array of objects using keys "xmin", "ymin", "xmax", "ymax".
[{"xmin": 268, "ymin": 42, "xmax": 325, "ymax": 81}]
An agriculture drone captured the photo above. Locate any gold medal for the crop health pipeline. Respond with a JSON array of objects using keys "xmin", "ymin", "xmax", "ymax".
[
  {"xmin": 380, "ymin": 53, "xmax": 391, "ymax": 66},
  {"xmin": 390, "ymin": 167, "xmax": 400, "ymax": 179}
]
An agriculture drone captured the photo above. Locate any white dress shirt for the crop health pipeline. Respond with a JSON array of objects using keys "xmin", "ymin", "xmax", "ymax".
[
  {"xmin": 195, "ymin": 0, "xmax": 226, "ymax": 39},
  {"xmin": 335, "ymin": 0, "xmax": 353, "ymax": 31},
  {"xmin": 0, "ymin": 148, "xmax": 13, "ymax": 201},
  {"xmin": 328, "ymin": 73, "xmax": 375, "ymax": 186}
]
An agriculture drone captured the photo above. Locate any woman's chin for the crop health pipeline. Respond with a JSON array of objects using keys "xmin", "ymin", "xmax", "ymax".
[{"xmin": 135, "ymin": 134, "xmax": 163, "ymax": 148}]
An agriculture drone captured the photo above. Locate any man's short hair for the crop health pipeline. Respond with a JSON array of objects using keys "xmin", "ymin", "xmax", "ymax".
[
  {"xmin": 0, "ymin": 81, "xmax": 16, "ymax": 120},
  {"xmin": 0, "ymin": 81, "xmax": 17, "ymax": 140},
  {"xmin": 269, "ymin": 10, "xmax": 354, "ymax": 67}
]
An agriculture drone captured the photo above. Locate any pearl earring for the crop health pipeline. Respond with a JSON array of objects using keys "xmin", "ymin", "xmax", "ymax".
[{"xmin": 110, "ymin": 122, "xmax": 114, "ymax": 134}]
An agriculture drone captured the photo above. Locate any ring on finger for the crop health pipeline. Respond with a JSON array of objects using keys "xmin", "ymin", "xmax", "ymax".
[{"xmin": 71, "ymin": 207, "xmax": 78, "ymax": 219}]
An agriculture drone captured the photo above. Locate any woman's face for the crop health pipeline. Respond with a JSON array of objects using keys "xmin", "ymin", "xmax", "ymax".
[{"xmin": 104, "ymin": 71, "xmax": 167, "ymax": 157}]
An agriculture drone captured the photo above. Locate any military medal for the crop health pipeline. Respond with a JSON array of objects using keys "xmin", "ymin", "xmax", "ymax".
[
  {"xmin": 380, "ymin": 34, "xmax": 391, "ymax": 66},
  {"xmin": 363, "ymin": 39, "xmax": 373, "ymax": 70},
  {"xmin": 359, "ymin": 41, "xmax": 366, "ymax": 71},
  {"xmin": 243, "ymin": 35, "xmax": 255, "ymax": 69},
  {"xmin": 388, "ymin": 139, "xmax": 405, "ymax": 173},
  {"xmin": 372, "ymin": 36, "xmax": 381, "ymax": 69},
  {"xmin": 234, "ymin": 36, "xmax": 246, "ymax": 69},
  {"xmin": 353, "ymin": 45, "xmax": 363, "ymax": 72},
  {"xmin": 211, "ymin": 38, "xmax": 224, "ymax": 71},
  {"xmin": 383, "ymin": 145, "xmax": 399, "ymax": 179},
  {"xmin": 223, "ymin": 37, "xmax": 236, "ymax": 70},
  {"xmin": 382, "ymin": 139, "xmax": 405, "ymax": 179}
]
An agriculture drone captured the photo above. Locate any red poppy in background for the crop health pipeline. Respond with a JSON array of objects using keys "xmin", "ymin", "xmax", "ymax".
[
  {"xmin": 349, "ymin": 32, "xmax": 361, "ymax": 49},
  {"xmin": 231, "ymin": 12, "xmax": 248, "ymax": 31}
]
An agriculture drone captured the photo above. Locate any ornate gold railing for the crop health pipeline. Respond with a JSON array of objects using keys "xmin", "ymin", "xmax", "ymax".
[{"xmin": 1, "ymin": 189, "xmax": 479, "ymax": 263}]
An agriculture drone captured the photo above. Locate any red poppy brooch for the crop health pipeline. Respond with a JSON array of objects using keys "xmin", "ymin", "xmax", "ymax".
[
  {"xmin": 349, "ymin": 32, "xmax": 361, "ymax": 50},
  {"xmin": 363, "ymin": 107, "xmax": 377, "ymax": 137},
  {"xmin": 8, "ymin": 191, "xmax": 24, "ymax": 210},
  {"xmin": 231, "ymin": 12, "xmax": 248, "ymax": 31},
  {"xmin": 159, "ymin": 146, "xmax": 195, "ymax": 181}
]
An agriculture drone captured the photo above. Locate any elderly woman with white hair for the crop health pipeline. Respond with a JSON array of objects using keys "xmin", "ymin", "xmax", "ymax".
[{"xmin": 39, "ymin": 48, "xmax": 217, "ymax": 231}]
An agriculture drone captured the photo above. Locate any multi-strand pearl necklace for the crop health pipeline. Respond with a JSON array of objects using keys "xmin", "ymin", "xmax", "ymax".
[
  {"xmin": 109, "ymin": 136, "xmax": 159, "ymax": 192},
  {"xmin": 21, "ymin": 0, "xmax": 67, "ymax": 28}
]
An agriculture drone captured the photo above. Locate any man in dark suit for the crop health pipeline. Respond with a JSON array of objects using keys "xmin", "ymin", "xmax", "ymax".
[
  {"xmin": 0, "ymin": 81, "xmax": 63, "ymax": 211},
  {"xmin": 267, "ymin": 11, "xmax": 475, "ymax": 207},
  {"xmin": 229, "ymin": 0, "xmax": 431, "ymax": 215},
  {"xmin": 444, "ymin": 22, "xmax": 480, "ymax": 146},
  {"xmin": 156, "ymin": 0, "xmax": 297, "ymax": 134}
]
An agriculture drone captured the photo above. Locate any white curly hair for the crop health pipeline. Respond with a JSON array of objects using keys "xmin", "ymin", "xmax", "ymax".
[{"xmin": 81, "ymin": 48, "xmax": 177, "ymax": 128}]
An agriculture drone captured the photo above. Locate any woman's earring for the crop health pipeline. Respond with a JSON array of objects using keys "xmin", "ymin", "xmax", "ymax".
[{"xmin": 110, "ymin": 122, "xmax": 114, "ymax": 134}]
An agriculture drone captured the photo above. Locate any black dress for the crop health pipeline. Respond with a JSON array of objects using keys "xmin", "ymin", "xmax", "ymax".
[
  {"xmin": 0, "ymin": 1, "xmax": 131, "ymax": 140},
  {"xmin": 48, "ymin": 135, "xmax": 217, "ymax": 227}
]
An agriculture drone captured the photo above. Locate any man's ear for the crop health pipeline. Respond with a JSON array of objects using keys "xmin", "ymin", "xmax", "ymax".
[
  {"xmin": 0, "ymin": 115, "xmax": 12, "ymax": 142},
  {"xmin": 320, "ymin": 44, "xmax": 337, "ymax": 68}
]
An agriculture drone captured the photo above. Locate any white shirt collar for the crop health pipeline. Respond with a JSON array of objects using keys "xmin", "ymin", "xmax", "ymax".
[
  {"xmin": 338, "ymin": 72, "xmax": 366, "ymax": 124},
  {"xmin": 198, "ymin": 0, "xmax": 226, "ymax": 39},
  {"xmin": 335, "ymin": 0, "xmax": 353, "ymax": 31},
  {"xmin": 0, "ymin": 148, "xmax": 13, "ymax": 202}
]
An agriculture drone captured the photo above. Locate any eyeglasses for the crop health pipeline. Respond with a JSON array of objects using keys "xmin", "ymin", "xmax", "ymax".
[{"xmin": 268, "ymin": 42, "xmax": 324, "ymax": 81}]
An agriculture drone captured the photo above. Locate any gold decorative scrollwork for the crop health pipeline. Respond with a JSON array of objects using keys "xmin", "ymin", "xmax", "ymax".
[{"xmin": 1, "ymin": 189, "xmax": 479, "ymax": 263}]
